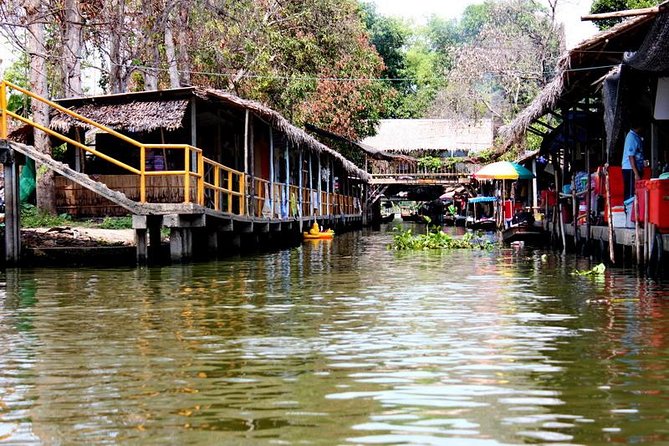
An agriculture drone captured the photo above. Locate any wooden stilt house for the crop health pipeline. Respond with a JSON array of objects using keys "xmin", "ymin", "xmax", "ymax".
[{"xmin": 45, "ymin": 87, "xmax": 368, "ymax": 220}]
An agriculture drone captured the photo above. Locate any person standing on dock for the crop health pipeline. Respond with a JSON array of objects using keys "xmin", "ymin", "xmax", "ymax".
[{"xmin": 621, "ymin": 120, "xmax": 645, "ymax": 200}]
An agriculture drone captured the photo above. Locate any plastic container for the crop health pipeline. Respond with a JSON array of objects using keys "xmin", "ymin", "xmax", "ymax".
[
  {"xmin": 634, "ymin": 179, "xmax": 648, "ymax": 222},
  {"xmin": 611, "ymin": 206, "xmax": 626, "ymax": 228},
  {"xmin": 624, "ymin": 197, "xmax": 635, "ymax": 228},
  {"xmin": 648, "ymin": 179, "xmax": 669, "ymax": 232}
]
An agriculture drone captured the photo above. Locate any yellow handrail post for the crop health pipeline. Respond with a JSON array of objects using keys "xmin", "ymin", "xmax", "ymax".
[
  {"xmin": 227, "ymin": 170, "xmax": 233, "ymax": 213},
  {"xmin": 0, "ymin": 81, "xmax": 7, "ymax": 139},
  {"xmin": 214, "ymin": 166, "xmax": 220, "ymax": 211},
  {"xmin": 239, "ymin": 174, "xmax": 246, "ymax": 216},
  {"xmin": 197, "ymin": 151, "xmax": 204, "ymax": 205},
  {"xmin": 140, "ymin": 146, "xmax": 146, "ymax": 203},
  {"xmin": 184, "ymin": 146, "xmax": 191, "ymax": 203}
]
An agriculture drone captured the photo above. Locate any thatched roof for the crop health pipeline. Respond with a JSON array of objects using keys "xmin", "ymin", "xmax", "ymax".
[
  {"xmin": 204, "ymin": 90, "xmax": 369, "ymax": 179},
  {"xmin": 49, "ymin": 87, "xmax": 369, "ymax": 180},
  {"xmin": 498, "ymin": 12, "xmax": 657, "ymax": 148},
  {"xmin": 51, "ymin": 99, "xmax": 189, "ymax": 133},
  {"xmin": 361, "ymin": 119, "xmax": 494, "ymax": 154}
]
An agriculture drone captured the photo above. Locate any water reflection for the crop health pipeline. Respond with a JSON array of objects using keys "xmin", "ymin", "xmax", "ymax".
[{"xmin": 0, "ymin": 227, "xmax": 667, "ymax": 444}]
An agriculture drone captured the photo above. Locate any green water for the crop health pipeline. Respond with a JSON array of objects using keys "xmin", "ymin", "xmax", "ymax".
[{"xmin": 0, "ymin": 226, "xmax": 668, "ymax": 445}]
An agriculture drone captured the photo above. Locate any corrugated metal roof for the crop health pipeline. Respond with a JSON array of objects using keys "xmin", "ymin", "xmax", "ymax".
[{"xmin": 360, "ymin": 119, "xmax": 494, "ymax": 153}]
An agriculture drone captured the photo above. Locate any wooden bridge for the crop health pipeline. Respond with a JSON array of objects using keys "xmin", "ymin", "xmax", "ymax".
[{"xmin": 0, "ymin": 81, "xmax": 368, "ymax": 265}]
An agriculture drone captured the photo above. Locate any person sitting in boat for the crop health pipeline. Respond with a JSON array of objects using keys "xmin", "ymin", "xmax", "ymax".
[{"xmin": 309, "ymin": 222, "xmax": 321, "ymax": 235}]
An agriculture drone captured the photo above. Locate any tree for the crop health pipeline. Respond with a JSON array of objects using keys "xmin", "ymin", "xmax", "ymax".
[
  {"xmin": 24, "ymin": 0, "xmax": 56, "ymax": 214},
  {"xmin": 590, "ymin": 0, "xmax": 662, "ymax": 29},
  {"xmin": 427, "ymin": 0, "xmax": 564, "ymax": 122}
]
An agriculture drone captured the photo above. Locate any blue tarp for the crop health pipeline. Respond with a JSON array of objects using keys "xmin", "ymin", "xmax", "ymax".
[{"xmin": 468, "ymin": 196, "xmax": 497, "ymax": 204}]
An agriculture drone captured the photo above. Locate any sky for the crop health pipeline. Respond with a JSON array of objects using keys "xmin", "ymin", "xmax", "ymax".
[{"xmin": 371, "ymin": 0, "xmax": 599, "ymax": 48}]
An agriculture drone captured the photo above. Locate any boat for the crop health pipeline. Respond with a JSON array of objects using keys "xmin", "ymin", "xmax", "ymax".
[
  {"xmin": 380, "ymin": 213, "xmax": 395, "ymax": 223},
  {"xmin": 303, "ymin": 230, "xmax": 334, "ymax": 240},
  {"xmin": 465, "ymin": 196, "xmax": 498, "ymax": 232},
  {"xmin": 303, "ymin": 223, "xmax": 334, "ymax": 240},
  {"xmin": 501, "ymin": 224, "xmax": 546, "ymax": 244}
]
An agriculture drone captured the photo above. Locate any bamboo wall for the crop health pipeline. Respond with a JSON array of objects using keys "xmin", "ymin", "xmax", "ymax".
[{"xmin": 56, "ymin": 175, "xmax": 197, "ymax": 217}]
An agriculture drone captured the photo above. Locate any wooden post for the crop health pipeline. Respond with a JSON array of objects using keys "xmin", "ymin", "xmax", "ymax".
[
  {"xmin": 634, "ymin": 198, "xmax": 641, "ymax": 264},
  {"xmin": 317, "ymin": 154, "xmax": 322, "ymax": 216},
  {"xmin": 326, "ymin": 157, "xmax": 331, "ymax": 216},
  {"xmin": 585, "ymin": 147, "xmax": 591, "ymax": 244},
  {"xmin": 243, "ymin": 110, "xmax": 249, "ymax": 214},
  {"xmin": 645, "ymin": 187, "xmax": 650, "ymax": 264},
  {"xmin": 249, "ymin": 116, "xmax": 255, "ymax": 216},
  {"xmin": 532, "ymin": 159, "xmax": 538, "ymax": 212},
  {"xmin": 298, "ymin": 148, "xmax": 303, "ymax": 219},
  {"xmin": 308, "ymin": 152, "xmax": 313, "ymax": 217},
  {"xmin": 572, "ymin": 169, "xmax": 578, "ymax": 247},
  {"xmin": 269, "ymin": 127, "xmax": 274, "ymax": 216},
  {"xmin": 285, "ymin": 141, "xmax": 290, "ymax": 217},
  {"xmin": 605, "ymin": 164, "xmax": 615, "ymax": 263}
]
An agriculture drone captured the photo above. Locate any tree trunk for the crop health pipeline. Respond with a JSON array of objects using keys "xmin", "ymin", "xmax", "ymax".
[
  {"xmin": 24, "ymin": 0, "xmax": 56, "ymax": 214},
  {"xmin": 176, "ymin": 0, "xmax": 191, "ymax": 86},
  {"xmin": 62, "ymin": 0, "xmax": 83, "ymax": 97},
  {"xmin": 109, "ymin": 0, "xmax": 125, "ymax": 94},
  {"xmin": 164, "ymin": 19, "xmax": 181, "ymax": 88}
]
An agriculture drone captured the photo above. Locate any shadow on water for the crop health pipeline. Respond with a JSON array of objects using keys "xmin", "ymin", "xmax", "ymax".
[{"xmin": 0, "ymin": 225, "xmax": 667, "ymax": 444}]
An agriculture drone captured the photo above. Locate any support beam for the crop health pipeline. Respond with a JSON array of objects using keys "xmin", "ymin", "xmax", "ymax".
[
  {"xmin": 285, "ymin": 140, "xmax": 290, "ymax": 217},
  {"xmin": 135, "ymin": 229, "xmax": 148, "ymax": 264},
  {"xmin": 581, "ymin": 5, "xmax": 662, "ymax": 21},
  {"xmin": 317, "ymin": 154, "xmax": 322, "ymax": 216},
  {"xmin": 2, "ymin": 147, "xmax": 20, "ymax": 266},
  {"xmin": 308, "ymin": 152, "xmax": 313, "ymax": 217},
  {"xmin": 269, "ymin": 127, "xmax": 274, "ymax": 216}
]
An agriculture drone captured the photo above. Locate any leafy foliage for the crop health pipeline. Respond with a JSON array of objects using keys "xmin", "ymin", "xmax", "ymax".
[
  {"xmin": 417, "ymin": 156, "xmax": 443, "ymax": 171},
  {"xmin": 390, "ymin": 227, "xmax": 494, "ymax": 250},
  {"xmin": 20, "ymin": 204, "xmax": 72, "ymax": 228},
  {"xmin": 99, "ymin": 216, "xmax": 133, "ymax": 229},
  {"xmin": 426, "ymin": 0, "xmax": 564, "ymax": 123},
  {"xmin": 590, "ymin": 0, "xmax": 662, "ymax": 29}
]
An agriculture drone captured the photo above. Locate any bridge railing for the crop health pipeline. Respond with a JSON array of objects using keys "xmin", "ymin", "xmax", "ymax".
[{"xmin": 369, "ymin": 160, "xmax": 477, "ymax": 182}]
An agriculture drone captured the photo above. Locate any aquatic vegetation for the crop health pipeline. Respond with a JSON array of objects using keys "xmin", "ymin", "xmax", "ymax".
[
  {"xmin": 573, "ymin": 263, "xmax": 606, "ymax": 276},
  {"xmin": 390, "ymin": 227, "xmax": 494, "ymax": 251}
]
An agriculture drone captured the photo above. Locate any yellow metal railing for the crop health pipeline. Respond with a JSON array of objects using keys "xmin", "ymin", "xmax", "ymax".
[{"xmin": 0, "ymin": 80, "xmax": 245, "ymax": 212}]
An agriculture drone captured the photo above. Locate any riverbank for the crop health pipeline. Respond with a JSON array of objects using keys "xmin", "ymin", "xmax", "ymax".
[{"xmin": 22, "ymin": 227, "xmax": 135, "ymax": 248}]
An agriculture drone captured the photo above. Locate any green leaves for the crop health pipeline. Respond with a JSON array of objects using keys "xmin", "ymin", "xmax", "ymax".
[
  {"xmin": 389, "ymin": 227, "xmax": 494, "ymax": 250},
  {"xmin": 573, "ymin": 263, "xmax": 607, "ymax": 276}
]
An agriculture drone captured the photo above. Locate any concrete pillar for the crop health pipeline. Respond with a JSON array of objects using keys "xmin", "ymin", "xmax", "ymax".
[
  {"xmin": 208, "ymin": 228, "xmax": 219, "ymax": 256},
  {"xmin": 1, "ymin": 144, "xmax": 20, "ymax": 266},
  {"xmin": 169, "ymin": 228, "xmax": 193, "ymax": 262},
  {"xmin": 148, "ymin": 219, "xmax": 162, "ymax": 261},
  {"xmin": 135, "ymin": 228, "xmax": 148, "ymax": 264}
]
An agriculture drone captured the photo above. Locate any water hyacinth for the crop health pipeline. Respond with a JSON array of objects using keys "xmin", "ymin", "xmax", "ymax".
[{"xmin": 389, "ymin": 227, "xmax": 494, "ymax": 251}]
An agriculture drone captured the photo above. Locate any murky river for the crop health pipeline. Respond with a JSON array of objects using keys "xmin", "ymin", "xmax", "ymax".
[{"xmin": 0, "ymin": 225, "xmax": 668, "ymax": 445}]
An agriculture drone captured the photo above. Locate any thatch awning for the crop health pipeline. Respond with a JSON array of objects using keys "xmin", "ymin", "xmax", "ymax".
[
  {"xmin": 51, "ymin": 99, "xmax": 190, "ymax": 133},
  {"xmin": 498, "ymin": 12, "xmax": 657, "ymax": 149},
  {"xmin": 203, "ymin": 89, "xmax": 369, "ymax": 179}
]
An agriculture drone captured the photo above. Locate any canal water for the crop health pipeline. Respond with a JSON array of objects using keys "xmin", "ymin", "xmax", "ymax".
[{"xmin": 0, "ymin": 225, "xmax": 668, "ymax": 445}]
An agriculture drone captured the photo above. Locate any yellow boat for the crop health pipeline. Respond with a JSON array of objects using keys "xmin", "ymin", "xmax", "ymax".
[
  {"xmin": 303, "ymin": 223, "xmax": 335, "ymax": 240},
  {"xmin": 303, "ymin": 229, "xmax": 334, "ymax": 240}
]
